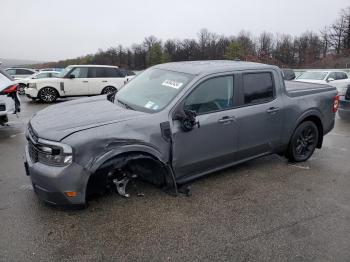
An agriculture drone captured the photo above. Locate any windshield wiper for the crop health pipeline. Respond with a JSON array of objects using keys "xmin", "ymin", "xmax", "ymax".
[{"xmin": 117, "ymin": 99, "xmax": 134, "ymax": 110}]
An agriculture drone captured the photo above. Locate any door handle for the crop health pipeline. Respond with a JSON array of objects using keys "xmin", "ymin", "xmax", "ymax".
[
  {"xmin": 82, "ymin": 81, "xmax": 88, "ymax": 83},
  {"xmin": 218, "ymin": 116, "xmax": 235, "ymax": 123},
  {"xmin": 266, "ymin": 107, "xmax": 279, "ymax": 114}
]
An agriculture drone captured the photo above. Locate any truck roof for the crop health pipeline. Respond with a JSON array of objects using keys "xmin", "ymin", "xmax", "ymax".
[{"xmin": 154, "ymin": 60, "xmax": 278, "ymax": 75}]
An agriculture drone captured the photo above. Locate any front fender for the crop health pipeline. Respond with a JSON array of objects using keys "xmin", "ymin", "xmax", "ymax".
[{"xmin": 88, "ymin": 143, "xmax": 167, "ymax": 174}]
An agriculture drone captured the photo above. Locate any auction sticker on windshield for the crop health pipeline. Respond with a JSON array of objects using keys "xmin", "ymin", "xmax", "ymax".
[{"xmin": 162, "ymin": 79, "xmax": 183, "ymax": 89}]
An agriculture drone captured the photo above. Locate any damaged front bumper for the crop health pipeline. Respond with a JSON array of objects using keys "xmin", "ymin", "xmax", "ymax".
[{"xmin": 24, "ymin": 145, "xmax": 90, "ymax": 206}]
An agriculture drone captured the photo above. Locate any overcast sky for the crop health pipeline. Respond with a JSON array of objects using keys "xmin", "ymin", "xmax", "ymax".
[{"xmin": 1, "ymin": 0, "xmax": 349, "ymax": 61}]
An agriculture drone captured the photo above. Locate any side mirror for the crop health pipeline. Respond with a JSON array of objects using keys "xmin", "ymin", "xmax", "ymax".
[
  {"xmin": 173, "ymin": 107, "xmax": 200, "ymax": 132},
  {"xmin": 327, "ymin": 78, "xmax": 335, "ymax": 82},
  {"xmin": 69, "ymin": 74, "xmax": 75, "ymax": 79}
]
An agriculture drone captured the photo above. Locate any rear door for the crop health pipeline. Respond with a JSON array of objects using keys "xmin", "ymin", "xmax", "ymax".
[
  {"xmin": 88, "ymin": 67, "xmax": 125, "ymax": 95},
  {"xmin": 63, "ymin": 67, "xmax": 89, "ymax": 96},
  {"xmin": 234, "ymin": 71, "xmax": 284, "ymax": 159}
]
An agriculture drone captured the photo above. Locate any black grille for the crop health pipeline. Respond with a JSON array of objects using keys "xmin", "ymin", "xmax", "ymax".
[
  {"xmin": 346, "ymin": 86, "xmax": 350, "ymax": 100},
  {"xmin": 28, "ymin": 141, "xmax": 38, "ymax": 163},
  {"xmin": 0, "ymin": 104, "xmax": 5, "ymax": 111},
  {"xmin": 28, "ymin": 124, "xmax": 38, "ymax": 142}
]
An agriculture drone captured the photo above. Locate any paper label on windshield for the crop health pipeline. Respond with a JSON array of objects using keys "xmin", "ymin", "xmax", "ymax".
[
  {"xmin": 144, "ymin": 101, "xmax": 155, "ymax": 109},
  {"xmin": 162, "ymin": 80, "xmax": 183, "ymax": 89}
]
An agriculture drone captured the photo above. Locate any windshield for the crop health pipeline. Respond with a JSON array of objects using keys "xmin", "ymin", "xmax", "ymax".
[
  {"xmin": 297, "ymin": 71, "xmax": 328, "ymax": 80},
  {"xmin": 115, "ymin": 68, "xmax": 194, "ymax": 112}
]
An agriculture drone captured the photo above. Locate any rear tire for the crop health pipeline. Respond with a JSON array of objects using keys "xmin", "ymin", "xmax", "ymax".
[
  {"xmin": 101, "ymin": 86, "xmax": 117, "ymax": 95},
  {"xmin": 38, "ymin": 87, "xmax": 58, "ymax": 103},
  {"xmin": 287, "ymin": 121, "xmax": 319, "ymax": 162}
]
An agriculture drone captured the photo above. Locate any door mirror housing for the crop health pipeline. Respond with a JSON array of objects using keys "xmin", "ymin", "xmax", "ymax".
[
  {"xmin": 327, "ymin": 77, "xmax": 335, "ymax": 82},
  {"xmin": 173, "ymin": 106, "xmax": 200, "ymax": 132},
  {"xmin": 69, "ymin": 74, "xmax": 75, "ymax": 79}
]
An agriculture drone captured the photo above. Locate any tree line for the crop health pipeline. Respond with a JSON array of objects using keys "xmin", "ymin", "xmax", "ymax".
[{"xmin": 38, "ymin": 6, "xmax": 350, "ymax": 70}]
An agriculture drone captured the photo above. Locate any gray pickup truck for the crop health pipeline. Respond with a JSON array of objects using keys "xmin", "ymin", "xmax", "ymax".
[{"xmin": 24, "ymin": 61, "xmax": 339, "ymax": 207}]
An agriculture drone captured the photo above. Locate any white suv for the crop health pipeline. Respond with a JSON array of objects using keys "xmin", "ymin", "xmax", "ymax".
[{"xmin": 25, "ymin": 65, "xmax": 130, "ymax": 102}]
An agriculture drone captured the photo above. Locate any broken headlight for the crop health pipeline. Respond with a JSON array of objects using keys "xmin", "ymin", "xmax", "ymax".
[{"xmin": 35, "ymin": 139, "xmax": 73, "ymax": 166}]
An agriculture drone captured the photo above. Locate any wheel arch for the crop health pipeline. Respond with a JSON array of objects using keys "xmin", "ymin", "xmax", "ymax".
[
  {"xmin": 38, "ymin": 86, "xmax": 60, "ymax": 96},
  {"xmin": 85, "ymin": 149, "xmax": 176, "ymax": 197},
  {"xmin": 294, "ymin": 110, "xmax": 324, "ymax": 148}
]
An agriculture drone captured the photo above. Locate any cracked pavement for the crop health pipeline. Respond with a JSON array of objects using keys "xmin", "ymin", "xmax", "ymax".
[{"xmin": 1, "ymin": 97, "xmax": 350, "ymax": 261}]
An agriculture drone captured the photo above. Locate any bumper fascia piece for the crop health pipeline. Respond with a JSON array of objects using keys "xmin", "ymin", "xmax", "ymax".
[{"xmin": 25, "ymin": 145, "xmax": 90, "ymax": 206}]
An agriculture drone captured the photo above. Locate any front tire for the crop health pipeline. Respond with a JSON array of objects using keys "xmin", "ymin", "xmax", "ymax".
[
  {"xmin": 287, "ymin": 121, "xmax": 319, "ymax": 162},
  {"xmin": 38, "ymin": 87, "xmax": 58, "ymax": 103}
]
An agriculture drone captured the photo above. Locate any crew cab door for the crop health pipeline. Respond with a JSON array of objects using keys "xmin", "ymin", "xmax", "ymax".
[
  {"xmin": 63, "ymin": 67, "xmax": 89, "ymax": 96},
  {"xmin": 172, "ymin": 75, "xmax": 239, "ymax": 178},
  {"xmin": 234, "ymin": 71, "xmax": 284, "ymax": 159}
]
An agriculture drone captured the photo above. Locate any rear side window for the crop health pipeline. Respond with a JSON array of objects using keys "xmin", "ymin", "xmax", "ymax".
[
  {"xmin": 242, "ymin": 73, "xmax": 274, "ymax": 104},
  {"xmin": 336, "ymin": 72, "xmax": 348, "ymax": 80},
  {"xmin": 17, "ymin": 69, "xmax": 33, "ymax": 75},
  {"xmin": 184, "ymin": 76, "xmax": 234, "ymax": 114},
  {"xmin": 91, "ymin": 67, "xmax": 123, "ymax": 78}
]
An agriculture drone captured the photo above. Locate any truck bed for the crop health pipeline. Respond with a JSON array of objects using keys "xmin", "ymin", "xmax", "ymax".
[{"xmin": 285, "ymin": 81, "xmax": 336, "ymax": 97}]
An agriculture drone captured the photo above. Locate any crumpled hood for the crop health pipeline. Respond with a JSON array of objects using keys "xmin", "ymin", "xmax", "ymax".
[{"xmin": 29, "ymin": 96, "xmax": 148, "ymax": 141}]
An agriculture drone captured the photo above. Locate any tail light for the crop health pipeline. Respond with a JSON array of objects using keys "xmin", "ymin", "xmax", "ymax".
[
  {"xmin": 333, "ymin": 95, "xmax": 339, "ymax": 113},
  {"xmin": 2, "ymin": 84, "xmax": 18, "ymax": 94}
]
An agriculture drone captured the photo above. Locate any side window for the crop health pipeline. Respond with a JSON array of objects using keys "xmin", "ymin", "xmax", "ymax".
[
  {"xmin": 184, "ymin": 76, "xmax": 234, "ymax": 114},
  {"xmin": 242, "ymin": 72, "xmax": 274, "ymax": 104},
  {"xmin": 36, "ymin": 73, "xmax": 49, "ymax": 79},
  {"xmin": 327, "ymin": 72, "xmax": 337, "ymax": 80},
  {"xmin": 17, "ymin": 69, "xmax": 33, "ymax": 75},
  {"xmin": 105, "ymin": 68, "xmax": 123, "ymax": 77},
  {"xmin": 95, "ymin": 68, "xmax": 105, "ymax": 78},
  {"xmin": 69, "ymin": 67, "xmax": 88, "ymax": 78},
  {"xmin": 6, "ymin": 69, "xmax": 16, "ymax": 75},
  {"xmin": 336, "ymin": 72, "xmax": 348, "ymax": 80},
  {"xmin": 93, "ymin": 67, "xmax": 123, "ymax": 78}
]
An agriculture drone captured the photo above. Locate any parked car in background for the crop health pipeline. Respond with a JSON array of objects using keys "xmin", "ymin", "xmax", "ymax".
[
  {"xmin": 0, "ymin": 69, "xmax": 20, "ymax": 125},
  {"xmin": 295, "ymin": 70, "xmax": 348, "ymax": 84},
  {"xmin": 25, "ymin": 65, "xmax": 130, "ymax": 102},
  {"xmin": 24, "ymin": 61, "xmax": 338, "ymax": 207},
  {"xmin": 338, "ymin": 83, "xmax": 350, "ymax": 119},
  {"xmin": 295, "ymin": 70, "xmax": 350, "ymax": 95},
  {"xmin": 282, "ymin": 69, "xmax": 296, "ymax": 80},
  {"xmin": 120, "ymin": 68, "xmax": 136, "ymax": 83},
  {"xmin": 16, "ymin": 71, "xmax": 60, "ymax": 95},
  {"xmin": 5, "ymin": 68, "xmax": 36, "ymax": 79},
  {"xmin": 40, "ymin": 68, "xmax": 65, "ymax": 73}
]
